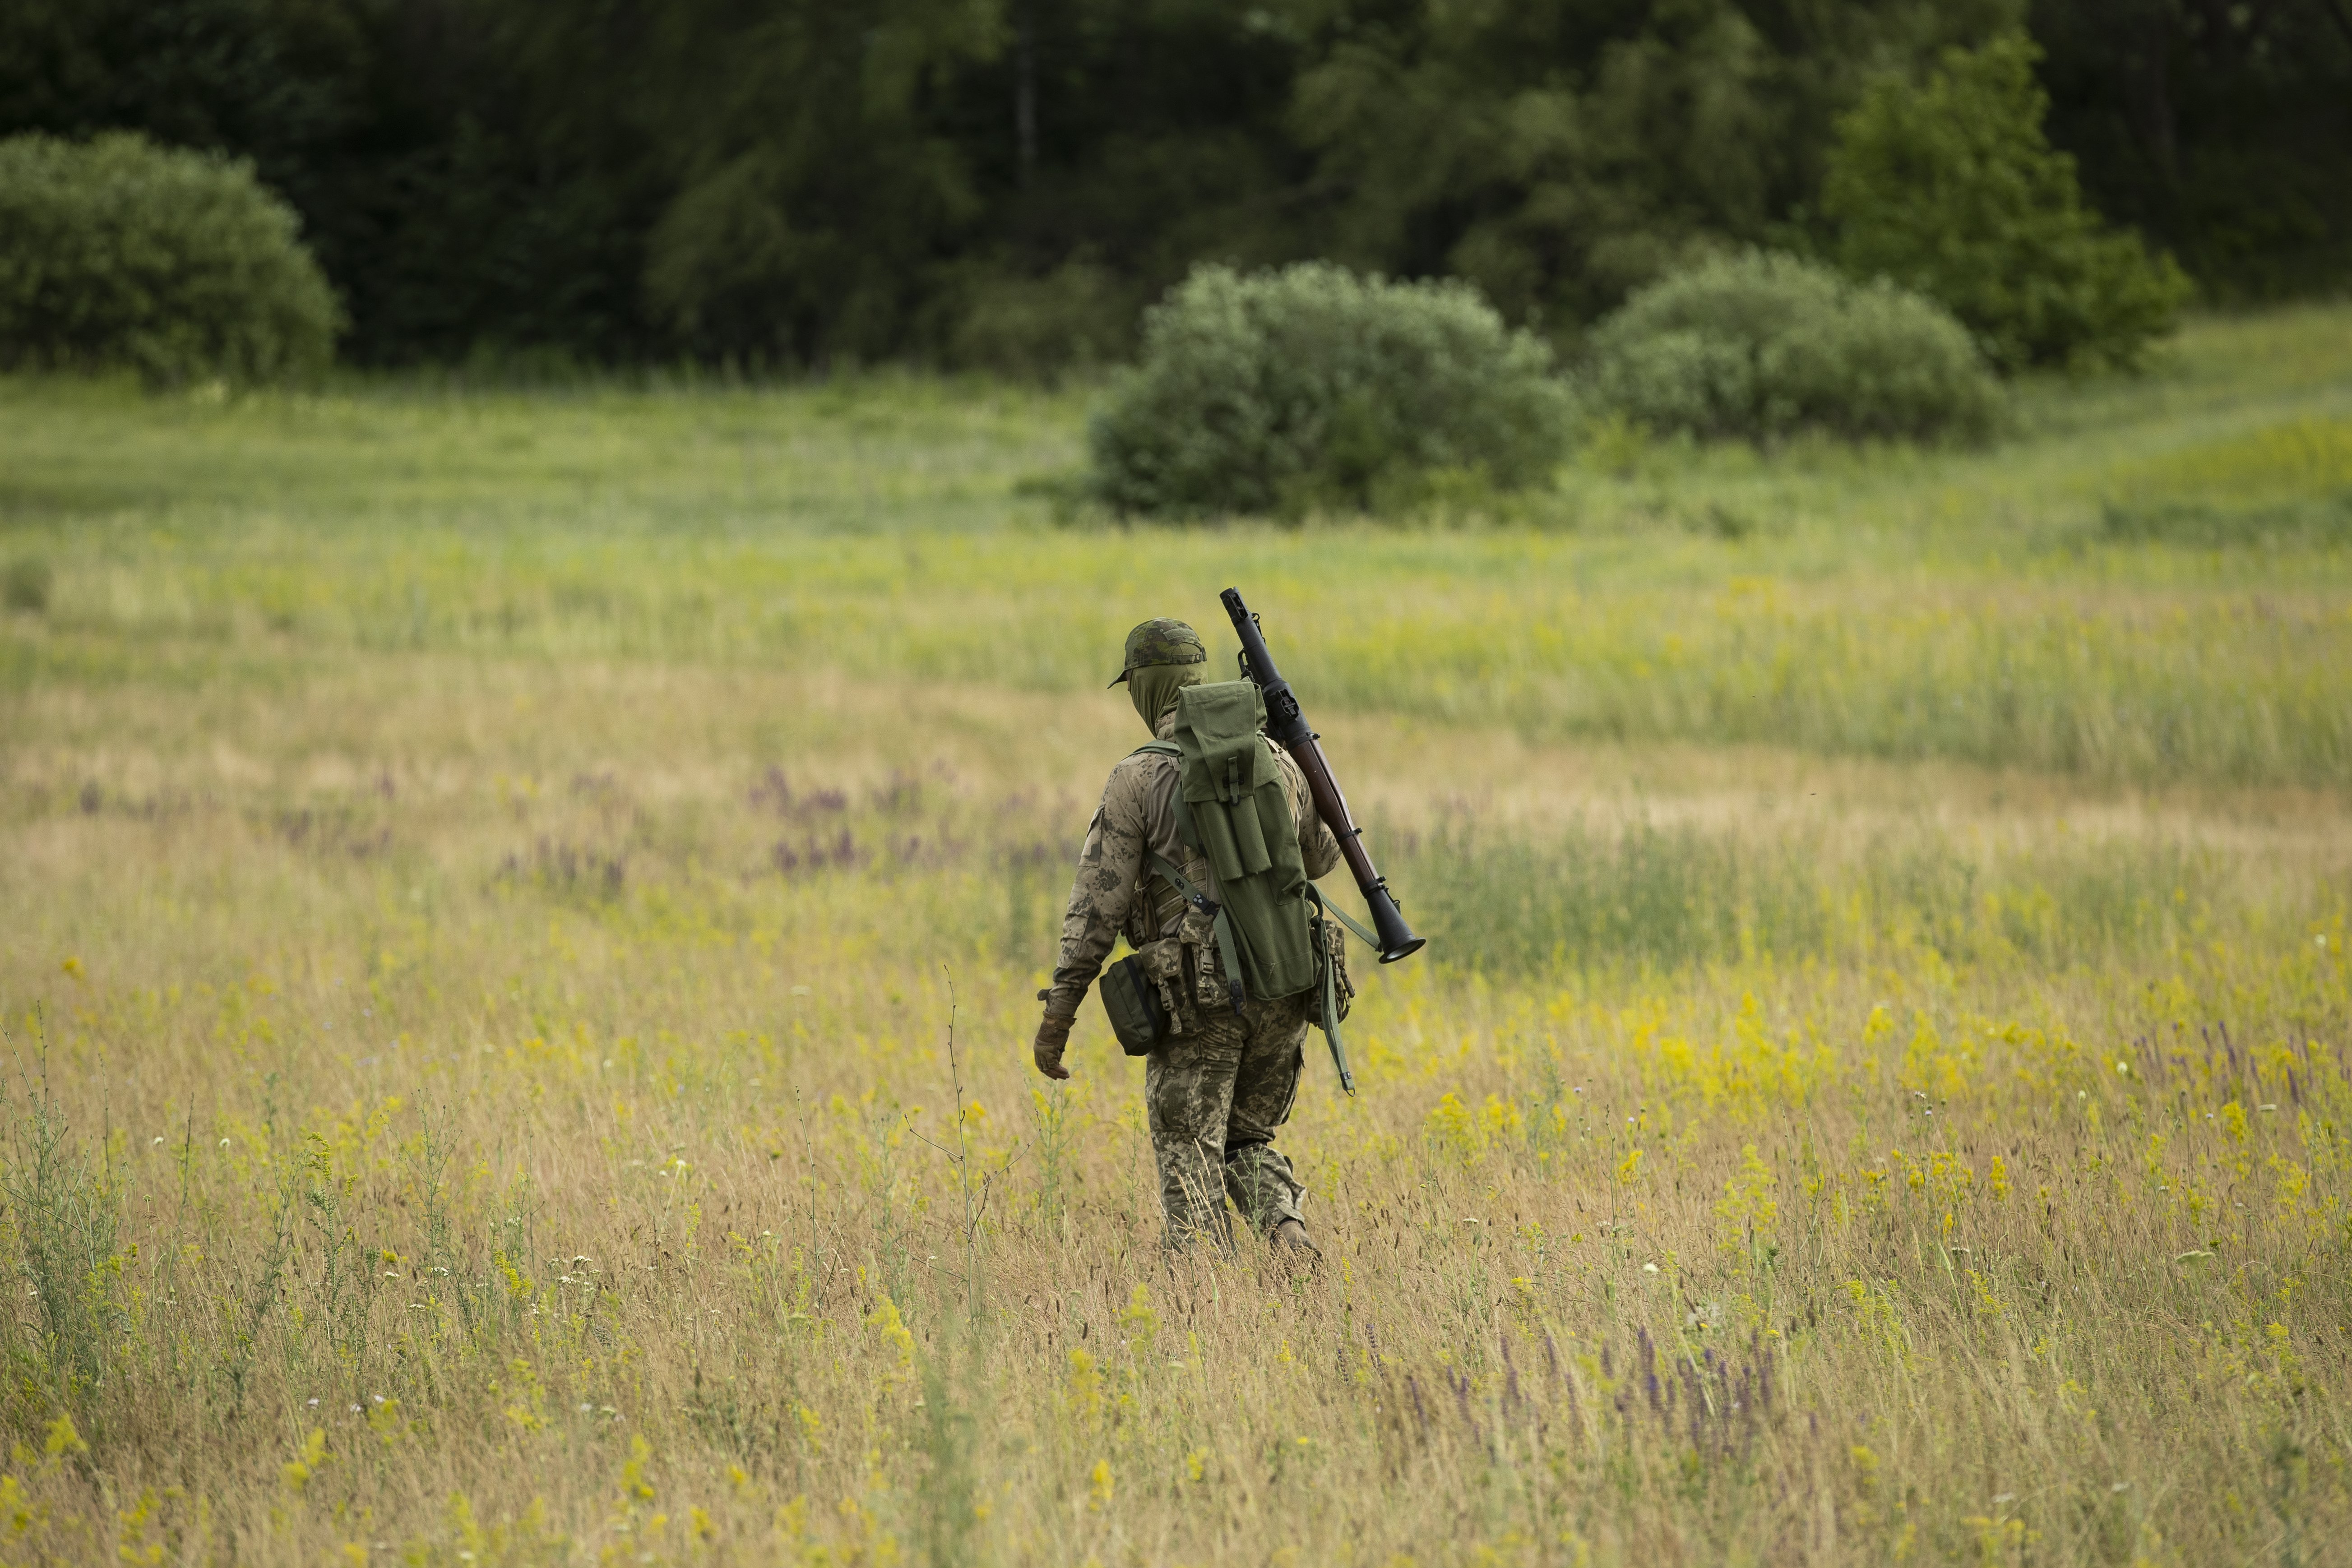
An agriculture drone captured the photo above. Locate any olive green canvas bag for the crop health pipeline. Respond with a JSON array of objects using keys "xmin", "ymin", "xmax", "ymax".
[
  {"xmin": 1102, "ymin": 685, "xmax": 1313, "ymax": 1043},
  {"xmin": 1167, "ymin": 680, "xmax": 1318, "ymax": 1008}
]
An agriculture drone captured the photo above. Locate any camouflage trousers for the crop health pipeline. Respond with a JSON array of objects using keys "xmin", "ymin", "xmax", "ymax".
[{"xmin": 1144, "ymin": 986, "xmax": 1315, "ymax": 1248}]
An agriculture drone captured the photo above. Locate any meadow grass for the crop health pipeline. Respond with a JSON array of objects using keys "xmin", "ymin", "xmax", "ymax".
[
  {"xmin": 1, "ymin": 309, "xmax": 2350, "ymax": 1564},
  {"xmin": 6, "ymin": 310, "xmax": 2351, "ymax": 789}
]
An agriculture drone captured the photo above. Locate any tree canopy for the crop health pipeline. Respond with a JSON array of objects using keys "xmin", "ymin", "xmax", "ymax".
[
  {"xmin": 2, "ymin": 0, "xmax": 2343, "ymax": 367},
  {"xmin": 1825, "ymin": 32, "xmax": 2191, "ymax": 372}
]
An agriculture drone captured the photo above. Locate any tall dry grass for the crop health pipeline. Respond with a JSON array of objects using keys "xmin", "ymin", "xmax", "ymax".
[{"xmin": 1, "ymin": 657, "xmax": 2346, "ymax": 1565}]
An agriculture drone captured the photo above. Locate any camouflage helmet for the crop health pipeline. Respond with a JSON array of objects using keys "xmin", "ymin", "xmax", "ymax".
[{"xmin": 1108, "ymin": 617, "xmax": 1207, "ymax": 686}]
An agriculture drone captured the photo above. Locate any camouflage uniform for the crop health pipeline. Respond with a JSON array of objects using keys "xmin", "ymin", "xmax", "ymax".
[{"xmin": 1042, "ymin": 646, "xmax": 1341, "ymax": 1248}]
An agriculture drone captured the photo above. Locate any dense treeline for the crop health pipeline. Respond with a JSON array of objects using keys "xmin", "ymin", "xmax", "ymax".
[{"xmin": 3, "ymin": 0, "xmax": 2345, "ymax": 368}]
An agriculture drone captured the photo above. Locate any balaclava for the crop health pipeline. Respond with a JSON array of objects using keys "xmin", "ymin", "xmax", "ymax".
[
  {"xmin": 1128, "ymin": 661, "xmax": 1204, "ymax": 732},
  {"xmin": 1109, "ymin": 618, "xmax": 1209, "ymax": 733}
]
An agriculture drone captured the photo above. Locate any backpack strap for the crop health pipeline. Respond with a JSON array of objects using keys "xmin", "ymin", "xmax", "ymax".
[{"xmin": 1131, "ymin": 740, "xmax": 1208, "ymax": 856}]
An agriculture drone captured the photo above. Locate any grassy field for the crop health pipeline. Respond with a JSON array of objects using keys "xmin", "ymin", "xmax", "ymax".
[{"xmin": 1, "ymin": 307, "xmax": 2349, "ymax": 1565}]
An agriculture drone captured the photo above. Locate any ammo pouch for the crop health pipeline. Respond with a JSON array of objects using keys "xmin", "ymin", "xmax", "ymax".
[
  {"xmin": 1099, "ymin": 938, "xmax": 1194, "ymax": 1057},
  {"xmin": 1100, "ymin": 951, "xmax": 1168, "ymax": 1056}
]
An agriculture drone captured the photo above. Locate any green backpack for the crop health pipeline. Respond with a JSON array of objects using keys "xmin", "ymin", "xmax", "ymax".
[
  {"xmin": 1102, "ymin": 680, "xmax": 1374, "ymax": 1092},
  {"xmin": 1166, "ymin": 680, "xmax": 1319, "ymax": 1007}
]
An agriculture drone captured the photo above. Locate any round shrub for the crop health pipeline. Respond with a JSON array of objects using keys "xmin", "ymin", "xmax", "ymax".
[
  {"xmin": 0, "ymin": 132, "xmax": 340, "ymax": 386},
  {"xmin": 1580, "ymin": 250, "xmax": 2000, "ymax": 444},
  {"xmin": 1087, "ymin": 262, "xmax": 1570, "ymax": 518}
]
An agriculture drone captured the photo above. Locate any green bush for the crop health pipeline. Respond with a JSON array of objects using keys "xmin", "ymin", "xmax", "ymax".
[
  {"xmin": 1822, "ymin": 33, "xmax": 2191, "ymax": 374},
  {"xmin": 1579, "ymin": 250, "xmax": 2000, "ymax": 444},
  {"xmin": 1086, "ymin": 262, "xmax": 1570, "ymax": 518},
  {"xmin": 0, "ymin": 132, "xmax": 340, "ymax": 385}
]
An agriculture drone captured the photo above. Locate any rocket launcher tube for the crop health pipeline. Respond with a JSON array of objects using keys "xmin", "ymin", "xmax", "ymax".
[{"xmin": 1218, "ymin": 587, "xmax": 1426, "ymax": 966}]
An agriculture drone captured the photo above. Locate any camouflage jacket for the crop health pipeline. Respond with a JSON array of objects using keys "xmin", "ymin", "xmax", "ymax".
[{"xmin": 1044, "ymin": 710, "xmax": 1341, "ymax": 1021}]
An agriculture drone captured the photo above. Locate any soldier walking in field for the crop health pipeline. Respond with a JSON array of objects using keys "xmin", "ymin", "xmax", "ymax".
[{"xmin": 1030, "ymin": 618, "xmax": 1342, "ymax": 1255}]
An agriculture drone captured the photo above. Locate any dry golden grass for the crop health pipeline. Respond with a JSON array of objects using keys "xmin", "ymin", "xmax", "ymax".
[{"xmin": 1, "ymin": 648, "xmax": 2348, "ymax": 1566}]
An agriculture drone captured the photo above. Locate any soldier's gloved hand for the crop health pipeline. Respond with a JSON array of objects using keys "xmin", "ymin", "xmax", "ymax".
[{"xmin": 1032, "ymin": 1011, "xmax": 1074, "ymax": 1080}]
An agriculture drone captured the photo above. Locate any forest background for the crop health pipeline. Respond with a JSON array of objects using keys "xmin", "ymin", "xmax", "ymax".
[{"xmin": 5, "ymin": 0, "xmax": 2349, "ymax": 373}]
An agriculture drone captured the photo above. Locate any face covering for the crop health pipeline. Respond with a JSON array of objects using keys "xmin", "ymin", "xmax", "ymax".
[{"xmin": 1127, "ymin": 662, "xmax": 1204, "ymax": 732}]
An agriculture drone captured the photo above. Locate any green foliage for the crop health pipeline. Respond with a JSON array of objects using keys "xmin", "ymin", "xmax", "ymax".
[
  {"xmin": 2097, "ymin": 414, "xmax": 2352, "ymax": 548},
  {"xmin": 1404, "ymin": 819, "xmax": 2237, "ymax": 976},
  {"xmin": 0, "ymin": 1077, "xmax": 126, "ymax": 1435},
  {"xmin": 4, "ymin": 304, "xmax": 2349, "ymax": 791},
  {"xmin": 0, "ymin": 131, "xmax": 339, "ymax": 384},
  {"xmin": 1288, "ymin": 0, "xmax": 2012, "ymax": 329},
  {"xmin": 946, "ymin": 258, "xmax": 1138, "ymax": 379},
  {"xmin": 1823, "ymin": 32, "xmax": 2191, "ymax": 373},
  {"xmin": 1580, "ymin": 250, "xmax": 2000, "ymax": 443},
  {"xmin": 2099, "ymin": 497, "xmax": 2352, "ymax": 550},
  {"xmin": 2035, "ymin": 1, "xmax": 2352, "ymax": 301},
  {"xmin": 634, "ymin": 0, "xmax": 1006, "ymax": 365},
  {"xmin": 2, "ymin": 5, "xmax": 2347, "ymax": 365},
  {"xmin": 2, "ymin": 557, "xmax": 51, "ymax": 614},
  {"xmin": 1087, "ymin": 263, "xmax": 1570, "ymax": 518}
]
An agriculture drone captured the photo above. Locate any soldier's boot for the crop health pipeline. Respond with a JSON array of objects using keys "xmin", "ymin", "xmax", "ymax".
[{"xmin": 1269, "ymin": 1217, "xmax": 1320, "ymax": 1263}]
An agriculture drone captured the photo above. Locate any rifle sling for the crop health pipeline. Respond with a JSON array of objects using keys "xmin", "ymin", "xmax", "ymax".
[{"xmin": 1315, "ymin": 895, "xmax": 1381, "ymax": 951}]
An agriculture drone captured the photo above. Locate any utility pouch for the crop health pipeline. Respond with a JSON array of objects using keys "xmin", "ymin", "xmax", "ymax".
[
  {"xmin": 1320, "ymin": 912, "xmax": 1355, "ymax": 1024},
  {"xmin": 1136, "ymin": 937, "xmax": 1198, "ymax": 1037},
  {"xmin": 1099, "ymin": 952, "xmax": 1170, "ymax": 1057}
]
